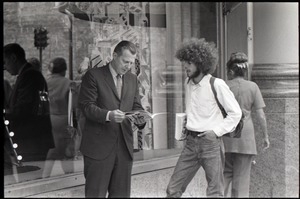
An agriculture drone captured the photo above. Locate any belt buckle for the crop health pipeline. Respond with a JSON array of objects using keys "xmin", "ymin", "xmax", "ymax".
[
  {"xmin": 190, "ymin": 130, "xmax": 204, "ymax": 138},
  {"xmin": 194, "ymin": 131, "xmax": 200, "ymax": 137},
  {"xmin": 188, "ymin": 130, "xmax": 198, "ymax": 138}
]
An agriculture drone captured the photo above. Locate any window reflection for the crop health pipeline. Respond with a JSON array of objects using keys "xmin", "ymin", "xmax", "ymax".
[{"xmin": 4, "ymin": 2, "xmax": 217, "ymax": 187}]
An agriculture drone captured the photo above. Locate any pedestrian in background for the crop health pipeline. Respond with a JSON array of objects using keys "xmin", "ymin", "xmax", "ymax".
[
  {"xmin": 223, "ymin": 52, "xmax": 270, "ymax": 197},
  {"xmin": 4, "ymin": 78, "xmax": 12, "ymax": 109},
  {"xmin": 4, "ymin": 43, "xmax": 54, "ymax": 162},
  {"xmin": 27, "ymin": 57, "xmax": 42, "ymax": 72},
  {"xmin": 42, "ymin": 57, "xmax": 76, "ymax": 178}
]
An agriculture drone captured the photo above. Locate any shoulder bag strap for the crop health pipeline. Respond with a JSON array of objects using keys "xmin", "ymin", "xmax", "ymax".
[{"xmin": 210, "ymin": 76, "xmax": 227, "ymax": 118}]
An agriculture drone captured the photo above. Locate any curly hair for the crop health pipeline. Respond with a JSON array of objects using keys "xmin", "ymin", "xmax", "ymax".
[{"xmin": 175, "ymin": 38, "xmax": 218, "ymax": 75}]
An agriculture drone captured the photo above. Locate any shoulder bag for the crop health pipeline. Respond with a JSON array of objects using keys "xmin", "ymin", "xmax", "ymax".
[{"xmin": 209, "ymin": 77, "xmax": 244, "ymax": 138}]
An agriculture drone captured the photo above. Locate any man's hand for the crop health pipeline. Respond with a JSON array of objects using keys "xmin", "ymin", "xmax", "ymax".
[
  {"xmin": 109, "ymin": 109, "xmax": 125, "ymax": 123},
  {"xmin": 197, "ymin": 130, "xmax": 217, "ymax": 140}
]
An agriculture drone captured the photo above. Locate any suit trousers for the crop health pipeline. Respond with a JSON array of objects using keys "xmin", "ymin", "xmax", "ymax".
[
  {"xmin": 166, "ymin": 134, "xmax": 225, "ymax": 197},
  {"xmin": 83, "ymin": 128, "xmax": 133, "ymax": 198},
  {"xmin": 224, "ymin": 152, "xmax": 254, "ymax": 197}
]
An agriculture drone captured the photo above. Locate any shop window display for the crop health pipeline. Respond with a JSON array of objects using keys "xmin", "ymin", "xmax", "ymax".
[
  {"xmin": 4, "ymin": 2, "xmax": 217, "ymax": 187},
  {"xmin": 69, "ymin": 2, "xmax": 166, "ymax": 151}
]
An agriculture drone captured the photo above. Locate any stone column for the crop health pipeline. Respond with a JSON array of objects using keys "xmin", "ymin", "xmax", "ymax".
[
  {"xmin": 165, "ymin": 3, "xmax": 199, "ymax": 149},
  {"xmin": 181, "ymin": 2, "xmax": 192, "ymax": 40},
  {"xmin": 149, "ymin": 3, "xmax": 168, "ymax": 149},
  {"xmin": 191, "ymin": 2, "xmax": 201, "ymax": 38},
  {"xmin": 250, "ymin": 3, "xmax": 299, "ymax": 197},
  {"xmin": 165, "ymin": 2, "xmax": 184, "ymax": 148}
]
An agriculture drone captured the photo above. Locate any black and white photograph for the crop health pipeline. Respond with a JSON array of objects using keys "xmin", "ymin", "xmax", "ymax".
[{"xmin": 3, "ymin": 2, "xmax": 298, "ymax": 198}]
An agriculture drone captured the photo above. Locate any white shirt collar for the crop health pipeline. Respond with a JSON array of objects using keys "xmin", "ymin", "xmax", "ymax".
[{"xmin": 188, "ymin": 74, "xmax": 211, "ymax": 86}]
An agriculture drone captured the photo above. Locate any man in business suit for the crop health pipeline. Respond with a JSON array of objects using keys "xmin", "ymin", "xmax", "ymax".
[
  {"xmin": 78, "ymin": 40, "xmax": 146, "ymax": 198},
  {"xmin": 4, "ymin": 43, "xmax": 54, "ymax": 163}
]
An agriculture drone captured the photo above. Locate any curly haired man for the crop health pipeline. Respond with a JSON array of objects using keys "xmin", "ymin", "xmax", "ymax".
[{"xmin": 166, "ymin": 38, "xmax": 242, "ymax": 197}]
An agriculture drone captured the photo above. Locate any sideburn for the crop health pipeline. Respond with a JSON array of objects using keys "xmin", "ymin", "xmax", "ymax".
[{"xmin": 188, "ymin": 69, "xmax": 201, "ymax": 82}]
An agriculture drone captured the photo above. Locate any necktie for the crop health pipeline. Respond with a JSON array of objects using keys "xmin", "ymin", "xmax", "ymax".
[{"xmin": 116, "ymin": 74, "xmax": 122, "ymax": 98}]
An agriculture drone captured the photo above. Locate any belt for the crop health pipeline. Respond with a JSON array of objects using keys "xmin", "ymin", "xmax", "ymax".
[{"xmin": 187, "ymin": 130, "xmax": 204, "ymax": 138}]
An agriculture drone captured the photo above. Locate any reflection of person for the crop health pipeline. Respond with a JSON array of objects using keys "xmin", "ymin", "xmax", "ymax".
[
  {"xmin": 42, "ymin": 57, "xmax": 74, "ymax": 178},
  {"xmin": 223, "ymin": 52, "xmax": 270, "ymax": 197},
  {"xmin": 166, "ymin": 38, "xmax": 242, "ymax": 197},
  {"xmin": 78, "ymin": 40, "xmax": 146, "ymax": 197},
  {"xmin": 27, "ymin": 57, "xmax": 41, "ymax": 71},
  {"xmin": 4, "ymin": 78, "xmax": 12, "ymax": 109},
  {"xmin": 4, "ymin": 43, "xmax": 54, "ymax": 162},
  {"xmin": 4, "ymin": 78, "xmax": 15, "ymax": 176}
]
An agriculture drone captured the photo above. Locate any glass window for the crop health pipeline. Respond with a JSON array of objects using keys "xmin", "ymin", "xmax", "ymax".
[{"xmin": 4, "ymin": 2, "xmax": 218, "ymax": 187}]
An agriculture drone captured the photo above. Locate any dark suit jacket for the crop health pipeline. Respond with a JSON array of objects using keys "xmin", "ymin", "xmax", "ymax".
[
  {"xmin": 6, "ymin": 63, "xmax": 54, "ymax": 161},
  {"xmin": 78, "ymin": 64, "xmax": 144, "ymax": 160}
]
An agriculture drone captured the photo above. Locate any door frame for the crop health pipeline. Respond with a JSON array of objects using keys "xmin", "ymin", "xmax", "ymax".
[{"xmin": 217, "ymin": 2, "xmax": 254, "ymax": 80}]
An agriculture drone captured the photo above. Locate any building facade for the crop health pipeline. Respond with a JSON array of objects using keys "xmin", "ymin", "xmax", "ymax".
[{"xmin": 3, "ymin": 2, "xmax": 298, "ymax": 197}]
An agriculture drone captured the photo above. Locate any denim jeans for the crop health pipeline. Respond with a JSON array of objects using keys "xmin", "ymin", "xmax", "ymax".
[{"xmin": 166, "ymin": 134, "xmax": 225, "ymax": 197}]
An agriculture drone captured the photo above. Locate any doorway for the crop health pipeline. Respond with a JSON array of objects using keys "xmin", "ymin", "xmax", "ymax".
[{"xmin": 220, "ymin": 2, "xmax": 253, "ymax": 80}]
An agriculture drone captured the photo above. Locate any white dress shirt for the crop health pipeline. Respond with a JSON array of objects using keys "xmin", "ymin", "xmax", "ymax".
[
  {"xmin": 109, "ymin": 63, "xmax": 123, "ymax": 87},
  {"xmin": 185, "ymin": 74, "xmax": 242, "ymax": 137}
]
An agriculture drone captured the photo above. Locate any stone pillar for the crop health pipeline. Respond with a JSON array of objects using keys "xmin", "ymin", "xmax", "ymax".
[
  {"xmin": 250, "ymin": 3, "xmax": 299, "ymax": 197},
  {"xmin": 165, "ymin": 2, "xmax": 200, "ymax": 149},
  {"xmin": 149, "ymin": 3, "xmax": 168, "ymax": 149},
  {"xmin": 165, "ymin": 3, "xmax": 184, "ymax": 149},
  {"xmin": 191, "ymin": 2, "xmax": 201, "ymax": 38},
  {"xmin": 251, "ymin": 64, "xmax": 299, "ymax": 197},
  {"xmin": 181, "ymin": 2, "xmax": 192, "ymax": 40}
]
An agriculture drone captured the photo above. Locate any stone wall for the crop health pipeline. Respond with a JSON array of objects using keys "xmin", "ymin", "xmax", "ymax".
[{"xmin": 250, "ymin": 63, "xmax": 299, "ymax": 197}]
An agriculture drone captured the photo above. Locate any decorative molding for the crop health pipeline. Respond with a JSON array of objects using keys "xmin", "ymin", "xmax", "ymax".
[{"xmin": 251, "ymin": 63, "xmax": 299, "ymax": 98}]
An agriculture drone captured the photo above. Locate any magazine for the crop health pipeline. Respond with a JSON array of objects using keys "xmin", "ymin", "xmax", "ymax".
[
  {"xmin": 175, "ymin": 113, "xmax": 187, "ymax": 141},
  {"xmin": 125, "ymin": 110, "xmax": 153, "ymax": 124}
]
